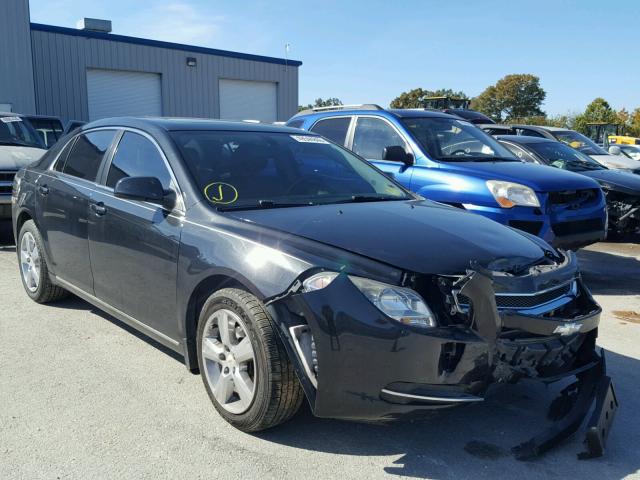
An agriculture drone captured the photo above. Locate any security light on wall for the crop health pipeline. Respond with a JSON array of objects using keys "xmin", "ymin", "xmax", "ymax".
[{"xmin": 186, "ymin": 57, "xmax": 197, "ymax": 67}]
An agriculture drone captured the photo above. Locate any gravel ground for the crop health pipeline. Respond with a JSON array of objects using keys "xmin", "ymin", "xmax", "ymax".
[{"xmin": 0, "ymin": 224, "xmax": 638, "ymax": 479}]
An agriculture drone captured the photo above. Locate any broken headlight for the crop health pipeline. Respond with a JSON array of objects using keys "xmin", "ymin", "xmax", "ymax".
[
  {"xmin": 303, "ymin": 272, "xmax": 437, "ymax": 328},
  {"xmin": 486, "ymin": 180, "xmax": 540, "ymax": 208}
]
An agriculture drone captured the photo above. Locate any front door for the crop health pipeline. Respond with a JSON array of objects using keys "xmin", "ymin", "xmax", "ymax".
[
  {"xmin": 350, "ymin": 116, "xmax": 414, "ymax": 185},
  {"xmin": 88, "ymin": 130, "xmax": 182, "ymax": 337}
]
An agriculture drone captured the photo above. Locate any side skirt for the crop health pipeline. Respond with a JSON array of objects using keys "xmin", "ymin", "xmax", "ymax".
[{"xmin": 54, "ymin": 275, "xmax": 182, "ymax": 353}]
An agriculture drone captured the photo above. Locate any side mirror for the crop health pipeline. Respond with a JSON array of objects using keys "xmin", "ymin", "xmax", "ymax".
[
  {"xmin": 383, "ymin": 145, "xmax": 414, "ymax": 166},
  {"xmin": 114, "ymin": 176, "xmax": 170, "ymax": 207},
  {"xmin": 608, "ymin": 146, "xmax": 622, "ymax": 155}
]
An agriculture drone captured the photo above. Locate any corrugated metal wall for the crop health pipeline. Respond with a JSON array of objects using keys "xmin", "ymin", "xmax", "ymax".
[
  {"xmin": 0, "ymin": 0, "xmax": 36, "ymax": 113},
  {"xmin": 30, "ymin": 29, "xmax": 299, "ymax": 122}
]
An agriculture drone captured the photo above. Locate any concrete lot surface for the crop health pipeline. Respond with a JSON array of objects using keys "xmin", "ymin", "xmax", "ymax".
[{"xmin": 1, "ymin": 226, "xmax": 639, "ymax": 479}]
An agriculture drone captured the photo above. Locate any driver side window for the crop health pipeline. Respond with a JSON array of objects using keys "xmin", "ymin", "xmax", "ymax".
[
  {"xmin": 352, "ymin": 117, "xmax": 408, "ymax": 160},
  {"xmin": 106, "ymin": 132, "xmax": 174, "ymax": 190}
]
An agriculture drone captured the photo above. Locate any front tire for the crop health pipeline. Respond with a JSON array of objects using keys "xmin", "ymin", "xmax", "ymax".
[
  {"xmin": 18, "ymin": 220, "xmax": 68, "ymax": 303},
  {"xmin": 197, "ymin": 288, "xmax": 303, "ymax": 432}
]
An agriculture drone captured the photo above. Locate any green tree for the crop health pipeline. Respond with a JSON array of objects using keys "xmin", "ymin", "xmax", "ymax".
[
  {"xmin": 470, "ymin": 74, "xmax": 546, "ymax": 122},
  {"xmin": 298, "ymin": 97, "xmax": 343, "ymax": 112},
  {"xmin": 389, "ymin": 88, "xmax": 468, "ymax": 109},
  {"xmin": 573, "ymin": 98, "xmax": 619, "ymax": 134},
  {"xmin": 628, "ymin": 107, "xmax": 640, "ymax": 137}
]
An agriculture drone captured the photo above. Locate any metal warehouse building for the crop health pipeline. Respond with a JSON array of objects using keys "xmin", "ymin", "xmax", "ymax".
[{"xmin": 0, "ymin": 0, "xmax": 301, "ymax": 123}]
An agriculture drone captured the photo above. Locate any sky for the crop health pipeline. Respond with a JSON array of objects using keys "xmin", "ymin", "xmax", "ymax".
[{"xmin": 28, "ymin": 0, "xmax": 640, "ymax": 115}]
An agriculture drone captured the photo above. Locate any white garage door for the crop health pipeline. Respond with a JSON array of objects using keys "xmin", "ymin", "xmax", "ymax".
[
  {"xmin": 87, "ymin": 69, "xmax": 162, "ymax": 121},
  {"xmin": 219, "ymin": 79, "xmax": 277, "ymax": 122}
]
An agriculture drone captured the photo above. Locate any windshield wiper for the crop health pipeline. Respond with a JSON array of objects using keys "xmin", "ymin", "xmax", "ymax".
[
  {"xmin": 217, "ymin": 200, "xmax": 316, "ymax": 211},
  {"xmin": 334, "ymin": 194, "xmax": 407, "ymax": 204}
]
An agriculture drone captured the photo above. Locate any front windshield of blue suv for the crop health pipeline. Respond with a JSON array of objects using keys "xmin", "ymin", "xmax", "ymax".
[
  {"xmin": 402, "ymin": 117, "xmax": 518, "ymax": 162},
  {"xmin": 171, "ymin": 130, "xmax": 410, "ymax": 210}
]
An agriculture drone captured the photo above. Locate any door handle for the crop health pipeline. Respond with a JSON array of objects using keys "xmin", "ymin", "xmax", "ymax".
[
  {"xmin": 90, "ymin": 202, "xmax": 107, "ymax": 216},
  {"xmin": 37, "ymin": 185, "xmax": 49, "ymax": 196}
]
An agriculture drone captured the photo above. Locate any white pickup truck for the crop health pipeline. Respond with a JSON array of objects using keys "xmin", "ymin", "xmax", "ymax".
[{"xmin": 0, "ymin": 113, "xmax": 46, "ymax": 220}]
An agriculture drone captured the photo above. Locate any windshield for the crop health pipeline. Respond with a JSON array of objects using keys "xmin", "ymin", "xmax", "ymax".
[
  {"xmin": 551, "ymin": 130, "xmax": 608, "ymax": 155},
  {"xmin": 620, "ymin": 145, "xmax": 640, "ymax": 161},
  {"xmin": 171, "ymin": 131, "xmax": 411, "ymax": 210},
  {"xmin": 401, "ymin": 117, "xmax": 518, "ymax": 161},
  {"xmin": 526, "ymin": 141, "xmax": 606, "ymax": 172},
  {"xmin": 0, "ymin": 116, "xmax": 44, "ymax": 149}
]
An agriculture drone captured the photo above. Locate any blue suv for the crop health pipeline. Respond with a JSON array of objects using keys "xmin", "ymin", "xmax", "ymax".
[{"xmin": 288, "ymin": 106, "xmax": 607, "ymax": 249}]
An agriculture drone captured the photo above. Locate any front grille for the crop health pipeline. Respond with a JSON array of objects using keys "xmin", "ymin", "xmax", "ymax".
[
  {"xmin": 509, "ymin": 220, "xmax": 543, "ymax": 235},
  {"xmin": 0, "ymin": 171, "xmax": 16, "ymax": 195},
  {"xmin": 552, "ymin": 218, "xmax": 603, "ymax": 236},
  {"xmin": 458, "ymin": 281, "xmax": 574, "ymax": 310},
  {"xmin": 549, "ymin": 189, "xmax": 598, "ymax": 205}
]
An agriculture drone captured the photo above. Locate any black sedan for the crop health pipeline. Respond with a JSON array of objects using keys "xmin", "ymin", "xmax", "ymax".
[
  {"xmin": 11, "ymin": 118, "xmax": 615, "ymax": 458},
  {"xmin": 497, "ymin": 135, "xmax": 640, "ymax": 235}
]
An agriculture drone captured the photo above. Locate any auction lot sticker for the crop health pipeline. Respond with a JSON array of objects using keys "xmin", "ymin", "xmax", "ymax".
[
  {"xmin": 204, "ymin": 182, "xmax": 238, "ymax": 205},
  {"xmin": 290, "ymin": 135, "xmax": 329, "ymax": 144},
  {"xmin": 1, "ymin": 116, "xmax": 22, "ymax": 123}
]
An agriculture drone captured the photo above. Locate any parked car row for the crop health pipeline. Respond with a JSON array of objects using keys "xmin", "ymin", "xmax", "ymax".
[
  {"xmin": 11, "ymin": 116, "xmax": 616, "ymax": 459},
  {"xmin": 496, "ymin": 136, "xmax": 640, "ymax": 235},
  {"xmin": 288, "ymin": 105, "xmax": 610, "ymax": 248}
]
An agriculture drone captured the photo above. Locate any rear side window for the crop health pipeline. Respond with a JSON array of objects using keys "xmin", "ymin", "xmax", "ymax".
[
  {"xmin": 502, "ymin": 143, "xmax": 539, "ymax": 164},
  {"xmin": 286, "ymin": 119, "xmax": 304, "ymax": 129},
  {"xmin": 352, "ymin": 117, "xmax": 408, "ymax": 160},
  {"xmin": 310, "ymin": 117, "xmax": 351, "ymax": 145},
  {"xmin": 516, "ymin": 128, "xmax": 545, "ymax": 138},
  {"xmin": 106, "ymin": 132, "xmax": 173, "ymax": 190},
  {"xmin": 53, "ymin": 137, "xmax": 77, "ymax": 172},
  {"xmin": 63, "ymin": 130, "xmax": 116, "ymax": 181},
  {"xmin": 28, "ymin": 118, "xmax": 64, "ymax": 148}
]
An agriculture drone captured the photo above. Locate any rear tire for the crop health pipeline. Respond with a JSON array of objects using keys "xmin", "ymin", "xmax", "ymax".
[
  {"xmin": 18, "ymin": 220, "xmax": 68, "ymax": 303},
  {"xmin": 197, "ymin": 288, "xmax": 303, "ymax": 432}
]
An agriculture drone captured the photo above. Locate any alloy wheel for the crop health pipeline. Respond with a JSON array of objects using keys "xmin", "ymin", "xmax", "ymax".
[
  {"xmin": 201, "ymin": 309, "xmax": 256, "ymax": 414},
  {"xmin": 20, "ymin": 232, "xmax": 41, "ymax": 293}
]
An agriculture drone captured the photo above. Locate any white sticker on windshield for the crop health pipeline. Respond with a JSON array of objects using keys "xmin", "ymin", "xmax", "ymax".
[
  {"xmin": 290, "ymin": 134, "xmax": 329, "ymax": 144},
  {"xmin": 1, "ymin": 116, "xmax": 22, "ymax": 123}
]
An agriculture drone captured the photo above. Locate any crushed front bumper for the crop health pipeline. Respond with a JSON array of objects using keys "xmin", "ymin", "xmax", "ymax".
[{"xmin": 269, "ymin": 251, "xmax": 616, "ymax": 459}]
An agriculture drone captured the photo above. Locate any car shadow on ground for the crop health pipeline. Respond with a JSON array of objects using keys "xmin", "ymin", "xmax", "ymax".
[
  {"xmin": 256, "ymin": 348, "xmax": 639, "ymax": 479},
  {"xmin": 0, "ymin": 222, "xmax": 15, "ymax": 250},
  {"xmin": 577, "ymin": 248, "xmax": 640, "ymax": 296}
]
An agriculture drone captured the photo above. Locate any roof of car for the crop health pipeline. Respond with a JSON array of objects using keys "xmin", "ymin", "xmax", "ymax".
[
  {"xmin": 84, "ymin": 117, "xmax": 310, "ymax": 133},
  {"xmin": 496, "ymin": 135, "xmax": 557, "ymax": 144},
  {"xmin": 388, "ymin": 109, "xmax": 458, "ymax": 119},
  {"xmin": 479, "ymin": 123, "xmax": 513, "ymax": 130},
  {"xmin": 510, "ymin": 124, "xmax": 569, "ymax": 132},
  {"xmin": 293, "ymin": 107, "xmax": 455, "ymax": 120}
]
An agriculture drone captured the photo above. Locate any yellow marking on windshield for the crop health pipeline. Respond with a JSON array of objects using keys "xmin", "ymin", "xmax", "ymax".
[{"xmin": 204, "ymin": 182, "xmax": 239, "ymax": 205}]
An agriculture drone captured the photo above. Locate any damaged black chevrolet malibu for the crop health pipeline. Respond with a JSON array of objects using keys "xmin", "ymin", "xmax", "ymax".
[{"xmin": 12, "ymin": 119, "xmax": 616, "ymax": 458}]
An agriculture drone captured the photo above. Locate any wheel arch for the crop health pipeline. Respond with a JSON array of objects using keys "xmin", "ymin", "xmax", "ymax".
[{"xmin": 183, "ymin": 270, "xmax": 266, "ymax": 372}]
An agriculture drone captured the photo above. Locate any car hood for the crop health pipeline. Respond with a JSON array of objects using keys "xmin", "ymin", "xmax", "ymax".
[
  {"xmin": 0, "ymin": 146, "xmax": 46, "ymax": 169},
  {"xmin": 589, "ymin": 154, "xmax": 640, "ymax": 171},
  {"xmin": 582, "ymin": 169, "xmax": 640, "ymax": 195},
  {"xmin": 226, "ymin": 200, "xmax": 549, "ymax": 275},
  {"xmin": 441, "ymin": 161, "xmax": 599, "ymax": 191}
]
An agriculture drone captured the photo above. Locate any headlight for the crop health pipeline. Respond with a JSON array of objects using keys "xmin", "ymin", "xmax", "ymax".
[
  {"xmin": 302, "ymin": 272, "xmax": 436, "ymax": 328},
  {"xmin": 486, "ymin": 180, "xmax": 540, "ymax": 208}
]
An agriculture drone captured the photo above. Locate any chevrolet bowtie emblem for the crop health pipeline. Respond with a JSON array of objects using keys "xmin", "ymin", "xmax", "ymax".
[{"xmin": 553, "ymin": 322, "xmax": 582, "ymax": 336}]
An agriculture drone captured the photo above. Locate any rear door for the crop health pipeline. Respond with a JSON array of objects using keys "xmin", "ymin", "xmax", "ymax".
[
  {"xmin": 88, "ymin": 130, "xmax": 183, "ymax": 337},
  {"xmin": 348, "ymin": 116, "xmax": 414, "ymax": 186},
  {"xmin": 36, "ymin": 130, "xmax": 118, "ymax": 293},
  {"xmin": 309, "ymin": 116, "xmax": 353, "ymax": 146}
]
